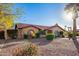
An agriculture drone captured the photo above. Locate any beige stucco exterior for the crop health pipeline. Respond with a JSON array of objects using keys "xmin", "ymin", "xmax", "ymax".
[
  {"xmin": 49, "ymin": 26, "xmax": 64, "ymax": 34},
  {"xmin": 18, "ymin": 26, "xmax": 40, "ymax": 39},
  {"xmin": 17, "ymin": 24, "xmax": 68, "ymax": 39},
  {"xmin": 47, "ymin": 26, "xmax": 67, "ymax": 37},
  {"xmin": 22, "ymin": 26, "xmax": 39, "ymax": 34}
]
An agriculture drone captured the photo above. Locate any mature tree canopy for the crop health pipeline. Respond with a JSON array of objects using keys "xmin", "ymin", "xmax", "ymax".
[
  {"xmin": 0, "ymin": 3, "xmax": 23, "ymax": 39},
  {"xmin": 64, "ymin": 3, "xmax": 79, "ymax": 19},
  {"xmin": 0, "ymin": 3, "xmax": 22, "ymax": 30},
  {"xmin": 65, "ymin": 3, "xmax": 79, "ymax": 12}
]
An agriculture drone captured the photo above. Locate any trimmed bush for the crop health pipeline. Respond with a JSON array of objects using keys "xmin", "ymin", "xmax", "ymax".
[
  {"xmin": 24, "ymin": 34, "xmax": 28, "ymax": 39},
  {"xmin": 59, "ymin": 31, "xmax": 64, "ymax": 37},
  {"xmin": 76, "ymin": 32, "xmax": 79, "ymax": 36},
  {"xmin": 13, "ymin": 43, "xmax": 38, "ymax": 56},
  {"xmin": 46, "ymin": 34, "xmax": 54, "ymax": 40},
  {"xmin": 35, "ymin": 32, "xmax": 40, "ymax": 38},
  {"xmin": 68, "ymin": 33, "xmax": 73, "ymax": 38}
]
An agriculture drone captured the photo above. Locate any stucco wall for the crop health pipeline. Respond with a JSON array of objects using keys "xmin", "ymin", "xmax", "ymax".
[
  {"xmin": 18, "ymin": 26, "xmax": 39, "ymax": 39},
  {"xmin": 18, "ymin": 29, "xmax": 23, "ymax": 39},
  {"xmin": 50, "ymin": 26, "xmax": 68, "ymax": 37},
  {"xmin": 22, "ymin": 26, "xmax": 39, "ymax": 34},
  {"xmin": 51, "ymin": 26, "xmax": 64, "ymax": 33}
]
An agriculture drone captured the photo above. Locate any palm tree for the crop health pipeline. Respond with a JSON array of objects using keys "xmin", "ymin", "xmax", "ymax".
[
  {"xmin": 64, "ymin": 3, "xmax": 79, "ymax": 52},
  {"xmin": 65, "ymin": 3, "xmax": 79, "ymax": 40}
]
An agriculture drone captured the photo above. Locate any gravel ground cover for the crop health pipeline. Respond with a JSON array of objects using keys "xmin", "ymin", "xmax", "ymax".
[{"xmin": 0, "ymin": 38, "xmax": 79, "ymax": 56}]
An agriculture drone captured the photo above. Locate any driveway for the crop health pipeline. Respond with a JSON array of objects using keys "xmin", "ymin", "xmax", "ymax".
[
  {"xmin": 0, "ymin": 38, "xmax": 79, "ymax": 56},
  {"xmin": 38, "ymin": 38, "xmax": 79, "ymax": 56}
]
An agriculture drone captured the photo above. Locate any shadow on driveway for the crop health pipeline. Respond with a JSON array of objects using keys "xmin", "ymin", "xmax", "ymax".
[
  {"xmin": 29, "ymin": 38, "xmax": 53, "ymax": 46},
  {"xmin": 72, "ymin": 38, "xmax": 79, "ymax": 53}
]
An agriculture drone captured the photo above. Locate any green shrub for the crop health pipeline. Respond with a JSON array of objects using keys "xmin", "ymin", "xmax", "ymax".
[
  {"xmin": 68, "ymin": 33, "xmax": 73, "ymax": 37},
  {"xmin": 13, "ymin": 43, "xmax": 38, "ymax": 56},
  {"xmin": 46, "ymin": 34, "xmax": 54, "ymax": 40},
  {"xmin": 76, "ymin": 32, "xmax": 79, "ymax": 36},
  {"xmin": 31, "ymin": 36, "xmax": 36, "ymax": 39},
  {"xmin": 39, "ymin": 30, "xmax": 46, "ymax": 35},
  {"xmin": 59, "ymin": 31, "xmax": 64, "ymax": 37},
  {"xmin": 24, "ymin": 34, "xmax": 28, "ymax": 39},
  {"xmin": 35, "ymin": 33, "xmax": 40, "ymax": 38}
]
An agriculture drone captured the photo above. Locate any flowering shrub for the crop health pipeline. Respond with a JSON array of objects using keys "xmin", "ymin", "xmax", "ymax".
[{"xmin": 12, "ymin": 43, "xmax": 38, "ymax": 56}]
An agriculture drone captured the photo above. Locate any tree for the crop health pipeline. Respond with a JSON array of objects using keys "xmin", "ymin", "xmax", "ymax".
[
  {"xmin": 64, "ymin": 3, "xmax": 79, "ymax": 40},
  {"xmin": 0, "ymin": 3, "xmax": 22, "ymax": 40},
  {"xmin": 64, "ymin": 3, "xmax": 79, "ymax": 52}
]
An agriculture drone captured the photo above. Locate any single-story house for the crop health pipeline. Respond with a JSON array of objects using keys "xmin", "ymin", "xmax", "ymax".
[
  {"xmin": 0, "ymin": 23, "xmax": 67, "ymax": 39},
  {"xmin": 16, "ymin": 23, "xmax": 67, "ymax": 39},
  {"xmin": 15, "ymin": 23, "xmax": 50, "ymax": 39},
  {"xmin": 46, "ymin": 24, "xmax": 68, "ymax": 37}
]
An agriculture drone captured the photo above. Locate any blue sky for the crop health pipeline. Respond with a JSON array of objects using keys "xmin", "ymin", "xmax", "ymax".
[{"xmin": 13, "ymin": 3, "xmax": 79, "ymax": 29}]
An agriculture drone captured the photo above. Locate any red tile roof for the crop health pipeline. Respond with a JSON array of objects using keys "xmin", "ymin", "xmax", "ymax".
[
  {"xmin": 16, "ymin": 23, "xmax": 67, "ymax": 31},
  {"xmin": 16, "ymin": 23, "xmax": 50, "ymax": 30}
]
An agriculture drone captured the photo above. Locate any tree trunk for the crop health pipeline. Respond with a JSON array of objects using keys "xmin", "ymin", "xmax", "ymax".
[
  {"xmin": 4, "ymin": 29, "xmax": 8, "ymax": 40},
  {"xmin": 72, "ymin": 18, "xmax": 79, "ymax": 53},
  {"xmin": 72, "ymin": 19, "xmax": 76, "ymax": 40}
]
